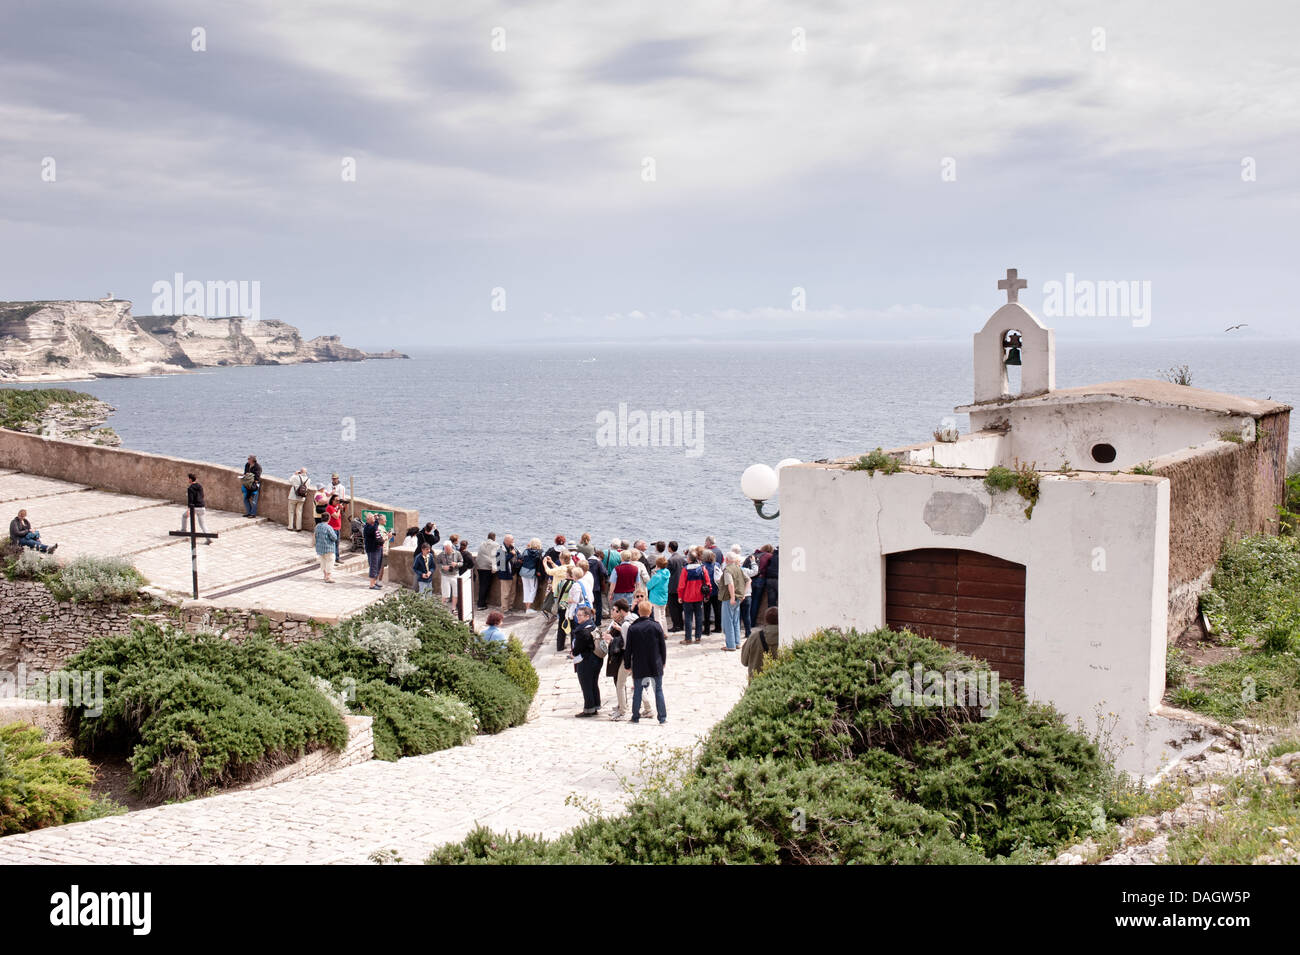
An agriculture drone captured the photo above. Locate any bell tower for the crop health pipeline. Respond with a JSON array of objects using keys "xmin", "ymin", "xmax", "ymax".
[{"xmin": 972, "ymin": 268, "xmax": 1055, "ymax": 403}]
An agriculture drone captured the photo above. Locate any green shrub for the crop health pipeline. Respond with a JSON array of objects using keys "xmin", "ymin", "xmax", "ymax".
[
  {"xmin": 352, "ymin": 621, "xmax": 421, "ymax": 680},
  {"xmin": 46, "ymin": 555, "xmax": 145, "ymax": 603},
  {"xmin": 984, "ymin": 461, "xmax": 1041, "ymax": 518},
  {"xmin": 0, "ymin": 722, "xmax": 94, "ymax": 834},
  {"xmin": 4, "ymin": 548, "xmax": 59, "ymax": 581},
  {"xmin": 501, "ymin": 637, "xmax": 540, "ymax": 699},
  {"xmin": 0, "ymin": 387, "xmax": 97, "ymax": 430},
  {"xmin": 849, "ymin": 448, "xmax": 901, "ymax": 475},
  {"xmin": 63, "ymin": 623, "xmax": 346, "ymax": 799},
  {"xmin": 350, "ymin": 681, "xmax": 476, "ymax": 760},
  {"xmin": 430, "ymin": 628, "xmax": 1107, "ymax": 863},
  {"xmin": 424, "ymin": 655, "xmax": 530, "ymax": 734}
]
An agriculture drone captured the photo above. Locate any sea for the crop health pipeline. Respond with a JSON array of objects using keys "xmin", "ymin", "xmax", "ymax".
[{"xmin": 13, "ymin": 339, "xmax": 1300, "ymax": 551}]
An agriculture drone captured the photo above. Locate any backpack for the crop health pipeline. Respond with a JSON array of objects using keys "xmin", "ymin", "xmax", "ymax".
[{"xmin": 292, "ymin": 476, "xmax": 310, "ymax": 498}]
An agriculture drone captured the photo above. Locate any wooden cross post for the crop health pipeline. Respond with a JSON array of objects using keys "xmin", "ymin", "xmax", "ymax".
[{"xmin": 168, "ymin": 506, "xmax": 219, "ymax": 598}]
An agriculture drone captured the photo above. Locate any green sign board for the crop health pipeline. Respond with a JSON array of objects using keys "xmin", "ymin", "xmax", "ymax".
[{"xmin": 361, "ymin": 508, "xmax": 396, "ymax": 532}]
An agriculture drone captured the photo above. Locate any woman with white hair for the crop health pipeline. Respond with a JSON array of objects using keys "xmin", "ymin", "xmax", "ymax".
[{"xmin": 519, "ymin": 537, "xmax": 544, "ymax": 612}]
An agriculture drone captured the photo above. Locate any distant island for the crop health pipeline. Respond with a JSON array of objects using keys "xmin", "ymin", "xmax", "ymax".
[{"xmin": 0, "ymin": 299, "xmax": 408, "ymax": 381}]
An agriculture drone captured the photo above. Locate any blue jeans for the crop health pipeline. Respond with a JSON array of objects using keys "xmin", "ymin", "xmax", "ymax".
[
  {"xmin": 722, "ymin": 600, "xmax": 742, "ymax": 649},
  {"xmin": 749, "ymin": 579, "xmax": 766, "ymax": 628},
  {"xmin": 367, "ymin": 549, "xmax": 383, "ymax": 581},
  {"xmin": 417, "ymin": 578, "xmax": 433, "ymax": 595},
  {"xmin": 630, "ymin": 674, "xmax": 666, "ymax": 723},
  {"xmin": 242, "ymin": 486, "xmax": 258, "ymax": 516},
  {"xmin": 682, "ymin": 601, "xmax": 702, "ymax": 641},
  {"xmin": 17, "ymin": 531, "xmax": 49, "ymax": 553}
]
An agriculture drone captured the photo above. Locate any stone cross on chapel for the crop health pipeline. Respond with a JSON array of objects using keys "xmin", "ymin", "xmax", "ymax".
[{"xmin": 997, "ymin": 268, "xmax": 1028, "ymax": 304}]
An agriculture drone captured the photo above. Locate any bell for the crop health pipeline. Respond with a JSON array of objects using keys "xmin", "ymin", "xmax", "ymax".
[{"xmin": 1004, "ymin": 347, "xmax": 1022, "ymax": 366}]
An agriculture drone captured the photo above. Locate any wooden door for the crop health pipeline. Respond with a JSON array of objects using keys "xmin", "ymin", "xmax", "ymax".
[{"xmin": 885, "ymin": 548, "xmax": 1025, "ymax": 684}]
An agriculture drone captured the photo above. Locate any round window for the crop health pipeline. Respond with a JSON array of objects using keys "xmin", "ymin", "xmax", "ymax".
[{"xmin": 1091, "ymin": 443, "xmax": 1117, "ymax": 464}]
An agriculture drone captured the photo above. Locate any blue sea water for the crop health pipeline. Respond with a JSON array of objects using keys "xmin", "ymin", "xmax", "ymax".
[{"xmin": 18, "ymin": 339, "xmax": 1300, "ymax": 550}]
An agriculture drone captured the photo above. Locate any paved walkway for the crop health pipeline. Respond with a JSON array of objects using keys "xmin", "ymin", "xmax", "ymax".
[
  {"xmin": 0, "ymin": 618, "xmax": 749, "ymax": 864},
  {"xmin": 0, "ymin": 469, "xmax": 387, "ymax": 620}
]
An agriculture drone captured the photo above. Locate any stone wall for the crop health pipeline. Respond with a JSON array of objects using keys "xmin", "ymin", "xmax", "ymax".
[
  {"xmin": 0, "ymin": 579, "xmax": 336, "ymax": 674},
  {"xmin": 0, "ymin": 578, "xmax": 170, "ymax": 673},
  {"xmin": 235, "ymin": 715, "xmax": 374, "ymax": 791},
  {"xmin": 0, "ymin": 428, "xmax": 417, "ymax": 538},
  {"xmin": 1156, "ymin": 409, "xmax": 1290, "ymax": 635}
]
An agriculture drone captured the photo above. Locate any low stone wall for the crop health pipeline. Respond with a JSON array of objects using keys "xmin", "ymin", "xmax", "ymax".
[
  {"xmin": 236, "ymin": 715, "xmax": 374, "ymax": 791},
  {"xmin": 1156, "ymin": 410, "xmax": 1290, "ymax": 635},
  {"xmin": 0, "ymin": 427, "xmax": 417, "ymax": 539},
  {"xmin": 0, "ymin": 697, "xmax": 65, "ymax": 739},
  {"xmin": 174, "ymin": 603, "xmax": 326, "ymax": 645},
  {"xmin": 0, "ymin": 578, "xmax": 169, "ymax": 673}
]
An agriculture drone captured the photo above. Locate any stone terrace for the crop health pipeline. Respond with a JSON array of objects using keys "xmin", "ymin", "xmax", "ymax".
[
  {"xmin": 0, "ymin": 618, "xmax": 749, "ymax": 864},
  {"xmin": 0, "ymin": 468, "xmax": 388, "ymax": 620}
]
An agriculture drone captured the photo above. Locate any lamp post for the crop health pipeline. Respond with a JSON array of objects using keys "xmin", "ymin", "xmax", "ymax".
[{"xmin": 741, "ymin": 459, "xmax": 801, "ymax": 520}]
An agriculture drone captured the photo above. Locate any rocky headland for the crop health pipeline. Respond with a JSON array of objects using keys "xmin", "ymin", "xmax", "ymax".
[{"xmin": 0, "ymin": 299, "xmax": 407, "ymax": 381}]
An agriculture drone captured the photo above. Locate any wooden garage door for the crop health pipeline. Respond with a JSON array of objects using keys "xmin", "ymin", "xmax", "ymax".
[{"xmin": 885, "ymin": 549, "xmax": 1025, "ymax": 684}]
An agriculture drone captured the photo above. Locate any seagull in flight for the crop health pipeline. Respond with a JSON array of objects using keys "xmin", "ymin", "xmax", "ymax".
[{"xmin": 1224, "ymin": 323, "xmax": 1248, "ymax": 332}]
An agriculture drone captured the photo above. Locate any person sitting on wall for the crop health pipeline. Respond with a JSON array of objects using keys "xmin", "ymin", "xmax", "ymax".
[{"xmin": 9, "ymin": 509, "xmax": 57, "ymax": 554}]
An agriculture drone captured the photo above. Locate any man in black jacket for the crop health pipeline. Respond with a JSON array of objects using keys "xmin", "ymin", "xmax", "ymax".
[
  {"xmin": 180, "ymin": 473, "xmax": 211, "ymax": 543},
  {"xmin": 570, "ymin": 606, "xmax": 603, "ymax": 717},
  {"xmin": 624, "ymin": 601, "xmax": 667, "ymax": 724},
  {"xmin": 666, "ymin": 541, "xmax": 685, "ymax": 632}
]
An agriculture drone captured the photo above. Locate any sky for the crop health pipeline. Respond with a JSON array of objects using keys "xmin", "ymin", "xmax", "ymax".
[{"xmin": 0, "ymin": 0, "xmax": 1296, "ymax": 349}]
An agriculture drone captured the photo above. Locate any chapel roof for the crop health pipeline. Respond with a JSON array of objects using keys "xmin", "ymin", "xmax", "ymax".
[{"xmin": 954, "ymin": 378, "xmax": 1290, "ymax": 417}]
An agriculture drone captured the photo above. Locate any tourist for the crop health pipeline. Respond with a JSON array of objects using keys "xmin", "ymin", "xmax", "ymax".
[
  {"xmin": 180, "ymin": 473, "xmax": 210, "ymax": 544},
  {"xmin": 570, "ymin": 606, "xmax": 603, "ymax": 717},
  {"xmin": 700, "ymin": 550, "xmax": 721, "ymax": 636},
  {"xmin": 457, "ymin": 538, "xmax": 475, "ymax": 587},
  {"xmin": 481, "ymin": 611, "xmax": 508, "ymax": 644},
  {"xmin": 475, "ymin": 533, "xmax": 500, "ymax": 610},
  {"xmin": 635, "ymin": 540, "xmax": 652, "ymax": 573},
  {"xmin": 495, "ymin": 534, "xmax": 520, "ymax": 614},
  {"xmin": 313, "ymin": 517, "xmax": 337, "ymax": 583},
  {"xmin": 705, "ymin": 535, "xmax": 725, "ymax": 567},
  {"xmin": 735, "ymin": 544, "xmax": 757, "ymax": 640},
  {"xmin": 677, "ymin": 548, "xmax": 707, "ymax": 644},
  {"xmin": 312, "ymin": 486, "xmax": 329, "ymax": 526},
  {"xmin": 766, "ymin": 545, "xmax": 780, "ymax": 609},
  {"xmin": 436, "ymin": 542, "xmax": 462, "ymax": 605},
  {"xmin": 550, "ymin": 565, "xmax": 575, "ymax": 651},
  {"xmin": 576, "ymin": 533, "xmax": 595, "ymax": 558},
  {"xmin": 328, "ymin": 473, "xmax": 349, "ymax": 505},
  {"xmin": 240, "ymin": 455, "xmax": 262, "ymax": 517},
  {"xmin": 603, "ymin": 599, "xmax": 651, "ymax": 721},
  {"xmin": 540, "ymin": 547, "xmax": 571, "ymax": 621},
  {"xmin": 666, "ymin": 541, "xmax": 685, "ymax": 632},
  {"xmin": 413, "ymin": 542, "xmax": 436, "ymax": 595},
  {"xmin": 602, "ymin": 539, "xmax": 621, "ymax": 577},
  {"xmin": 608, "ymin": 548, "xmax": 642, "ymax": 609},
  {"xmin": 720, "ymin": 552, "xmax": 746, "ymax": 651},
  {"xmin": 624, "ymin": 601, "xmax": 667, "ymax": 725},
  {"xmin": 740, "ymin": 607, "xmax": 780, "ymax": 681},
  {"xmin": 586, "ymin": 547, "xmax": 607, "ymax": 624},
  {"xmin": 520, "ymin": 538, "xmax": 544, "ymax": 613},
  {"xmin": 8, "ymin": 509, "xmax": 56, "ymax": 554},
  {"xmin": 646, "ymin": 556, "xmax": 670, "ymax": 631},
  {"xmin": 565, "ymin": 563, "xmax": 595, "ymax": 632},
  {"xmin": 751, "ymin": 544, "xmax": 773, "ymax": 629},
  {"xmin": 326, "ymin": 495, "xmax": 343, "ymax": 563},
  {"xmin": 416, "ymin": 522, "xmax": 440, "ymax": 550},
  {"xmin": 288, "ymin": 467, "xmax": 312, "ymax": 531},
  {"xmin": 363, "ymin": 513, "xmax": 385, "ymax": 590}
]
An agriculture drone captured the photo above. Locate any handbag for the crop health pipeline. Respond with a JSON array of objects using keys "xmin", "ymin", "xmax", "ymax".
[{"xmin": 592, "ymin": 632, "xmax": 608, "ymax": 658}]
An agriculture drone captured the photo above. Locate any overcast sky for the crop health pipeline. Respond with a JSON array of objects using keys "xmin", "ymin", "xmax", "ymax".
[{"xmin": 1, "ymin": 0, "xmax": 1296, "ymax": 349}]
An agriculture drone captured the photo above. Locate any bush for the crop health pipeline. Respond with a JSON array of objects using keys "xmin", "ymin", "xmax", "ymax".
[
  {"xmin": 350, "ymin": 681, "xmax": 476, "ymax": 760},
  {"xmin": 424, "ymin": 655, "xmax": 530, "ymax": 734},
  {"xmin": 501, "ymin": 637, "xmax": 540, "ymax": 699},
  {"xmin": 63, "ymin": 623, "xmax": 347, "ymax": 799},
  {"xmin": 46, "ymin": 555, "xmax": 145, "ymax": 603},
  {"xmin": 850, "ymin": 448, "xmax": 900, "ymax": 475},
  {"xmin": 4, "ymin": 548, "xmax": 59, "ymax": 581},
  {"xmin": 352, "ymin": 621, "xmax": 421, "ymax": 681},
  {"xmin": 430, "ymin": 628, "xmax": 1108, "ymax": 864},
  {"xmin": 0, "ymin": 722, "xmax": 94, "ymax": 834},
  {"xmin": 0, "ymin": 387, "xmax": 97, "ymax": 430}
]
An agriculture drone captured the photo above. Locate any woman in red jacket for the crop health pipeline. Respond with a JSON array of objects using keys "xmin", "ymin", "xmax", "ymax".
[{"xmin": 676, "ymin": 547, "xmax": 709, "ymax": 645}]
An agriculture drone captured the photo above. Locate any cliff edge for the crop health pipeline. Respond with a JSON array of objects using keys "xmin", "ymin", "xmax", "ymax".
[{"xmin": 0, "ymin": 300, "xmax": 408, "ymax": 381}]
